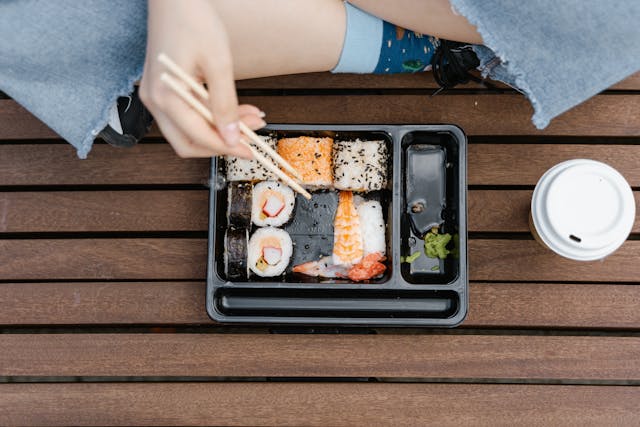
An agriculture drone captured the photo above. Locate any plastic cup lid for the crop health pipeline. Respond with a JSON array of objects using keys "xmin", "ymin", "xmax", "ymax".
[{"xmin": 531, "ymin": 159, "xmax": 635, "ymax": 261}]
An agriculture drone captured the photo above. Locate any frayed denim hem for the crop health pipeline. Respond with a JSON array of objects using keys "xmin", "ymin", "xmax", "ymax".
[{"xmin": 78, "ymin": 66, "xmax": 144, "ymax": 159}]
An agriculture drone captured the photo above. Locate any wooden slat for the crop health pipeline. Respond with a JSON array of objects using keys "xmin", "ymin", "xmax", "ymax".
[
  {"xmin": 0, "ymin": 143, "xmax": 208, "ymax": 186},
  {"xmin": 2, "ymin": 282, "xmax": 639, "ymax": 329},
  {"xmin": 0, "ymin": 191, "xmax": 208, "ymax": 232},
  {"xmin": 237, "ymin": 71, "xmax": 640, "ymax": 91},
  {"xmin": 2, "ymin": 238, "xmax": 639, "ymax": 282},
  {"xmin": 3, "ymin": 190, "xmax": 637, "ymax": 236},
  {"xmin": 0, "ymin": 100, "xmax": 58, "ymax": 139},
  {"xmin": 2, "ymin": 383, "xmax": 638, "ymax": 426},
  {"xmin": 4, "ymin": 95, "xmax": 640, "ymax": 141},
  {"xmin": 0, "ymin": 239, "xmax": 206, "ymax": 280},
  {"xmin": 468, "ymin": 144, "xmax": 640, "ymax": 186},
  {"xmin": 244, "ymin": 94, "xmax": 640, "ymax": 136},
  {"xmin": 469, "ymin": 190, "xmax": 640, "ymax": 233},
  {"xmin": 2, "ymin": 189, "xmax": 638, "ymax": 236},
  {"xmin": 0, "ymin": 282, "xmax": 210, "ymax": 325},
  {"xmin": 471, "ymin": 240, "xmax": 640, "ymax": 282},
  {"xmin": 468, "ymin": 282, "xmax": 640, "ymax": 328},
  {"xmin": 2, "ymin": 143, "xmax": 639, "ymax": 188},
  {"xmin": 238, "ymin": 72, "xmax": 471, "ymax": 90},
  {"xmin": 2, "ymin": 334, "xmax": 639, "ymax": 379}
]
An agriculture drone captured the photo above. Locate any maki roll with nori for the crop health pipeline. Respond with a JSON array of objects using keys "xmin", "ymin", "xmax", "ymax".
[
  {"xmin": 251, "ymin": 180, "xmax": 295, "ymax": 227},
  {"xmin": 247, "ymin": 227, "xmax": 293, "ymax": 277},
  {"xmin": 227, "ymin": 182, "xmax": 252, "ymax": 228},
  {"xmin": 224, "ymin": 229, "xmax": 249, "ymax": 281}
]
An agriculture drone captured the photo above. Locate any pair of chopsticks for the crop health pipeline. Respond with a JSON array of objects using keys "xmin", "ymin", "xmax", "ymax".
[{"xmin": 157, "ymin": 53, "xmax": 311, "ymax": 200}]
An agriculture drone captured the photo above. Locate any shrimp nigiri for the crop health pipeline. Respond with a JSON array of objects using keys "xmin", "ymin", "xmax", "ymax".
[{"xmin": 332, "ymin": 191, "xmax": 364, "ymax": 266}]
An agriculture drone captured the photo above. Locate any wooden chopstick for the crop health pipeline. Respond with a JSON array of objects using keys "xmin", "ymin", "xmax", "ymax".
[
  {"xmin": 159, "ymin": 72, "xmax": 312, "ymax": 200},
  {"xmin": 157, "ymin": 53, "xmax": 303, "ymax": 181}
]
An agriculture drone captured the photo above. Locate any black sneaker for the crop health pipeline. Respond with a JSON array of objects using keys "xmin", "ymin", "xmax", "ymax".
[
  {"xmin": 98, "ymin": 86, "xmax": 153, "ymax": 148},
  {"xmin": 431, "ymin": 40, "xmax": 483, "ymax": 91}
]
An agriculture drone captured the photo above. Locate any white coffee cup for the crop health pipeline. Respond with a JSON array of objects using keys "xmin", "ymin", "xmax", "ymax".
[{"xmin": 530, "ymin": 159, "xmax": 635, "ymax": 261}]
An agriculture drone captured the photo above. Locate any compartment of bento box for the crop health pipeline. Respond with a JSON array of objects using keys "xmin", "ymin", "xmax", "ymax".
[
  {"xmin": 212, "ymin": 129, "xmax": 394, "ymax": 285},
  {"xmin": 215, "ymin": 288, "xmax": 459, "ymax": 319},
  {"xmin": 399, "ymin": 131, "xmax": 461, "ymax": 285}
]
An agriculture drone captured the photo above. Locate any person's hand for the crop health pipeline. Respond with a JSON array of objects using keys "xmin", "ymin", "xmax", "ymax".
[{"xmin": 140, "ymin": 0, "xmax": 265, "ymax": 158}]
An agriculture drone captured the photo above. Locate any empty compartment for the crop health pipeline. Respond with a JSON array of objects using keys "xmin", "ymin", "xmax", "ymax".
[
  {"xmin": 213, "ymin": 129, "xmax": 394, "ymax": 285},
  {"xmin": 215, "ymin": 288, "xmax": 459, "ymax": 319},
  {"xmin": 401, "ymin": 131, "xmax": 461, "ymax": 284}
]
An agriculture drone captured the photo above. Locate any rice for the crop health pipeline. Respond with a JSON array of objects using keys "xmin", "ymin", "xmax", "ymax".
[
  {"xmin": 356, "ymin": 199, "xmax": 386, "ymax": 255},
  {"xmin": 333, "ymin": 139, "xmax": 388, "ymax": 192},
  {"xmin": 247, "ymin": 227, "xmax": 293, "ymax": 277},
  {"xmin": 225, "ymin": 136, "xmax": 277, "ymax": 181},
  {"xmin": 251, "ymin": 181, "xmax": 295, "ymax": 227}
]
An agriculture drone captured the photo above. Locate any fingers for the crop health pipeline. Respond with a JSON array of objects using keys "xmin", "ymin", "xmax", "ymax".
[
  {"xmin": 154, "ymin": 112, "xmax": 218, "ymax": 158},
  {"xmin": 239, "ymin": 104, "xmax": 267, "ymax": 129},
  {"xmin": 155, "ymin": 108, "xmax": 253, "ymax": 159},
  {"xmin": 238, "ymin": 104, "xmax": 265, "ymax": 118},
  {"xmin": 202, "ymin": 23, "xmax": 242, "ymax": 146}
]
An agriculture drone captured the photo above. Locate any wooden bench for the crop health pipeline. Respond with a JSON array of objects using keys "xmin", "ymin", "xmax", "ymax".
[{"xmin": 1, "ymin": 72, "xmax": 640, "ymax": 426}]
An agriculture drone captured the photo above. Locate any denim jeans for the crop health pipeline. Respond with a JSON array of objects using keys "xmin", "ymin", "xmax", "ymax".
[
  {"xmin": 451, "ymin": 0, "xmax": 640, "ymax": 129},
  {"xmin": 0, "ymin": 0, "xmax": 147, "ymax": 158}
]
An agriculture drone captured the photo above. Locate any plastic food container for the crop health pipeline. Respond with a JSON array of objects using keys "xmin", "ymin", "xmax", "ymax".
[
  {"xmin": 530, "ymin": 159, "xmax": 635, "ymax": 261},
  {"xmin": 206, "ymin": 125, "xmax": 468, "ymax": 326}
]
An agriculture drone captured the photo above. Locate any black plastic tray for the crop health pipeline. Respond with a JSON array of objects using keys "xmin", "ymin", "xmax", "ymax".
[{"xmin": 206, "ymin": 124, "xmax": 467, "ymax": 326}]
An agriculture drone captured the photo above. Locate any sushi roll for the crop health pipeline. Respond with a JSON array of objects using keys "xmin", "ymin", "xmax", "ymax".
[
  {"xmin": 224, "ymin": 229, "xmax": 249, "ymax": 281},
  {"xmin": 277, "ymin": 136, "xmax": 333, "ymax": 188},
  {"xmin": 333, "ymin": 139, "xmax": 388, "ymax": 192},
  {"xmin": 225, "ymin": 136, "xmax": 277, "ymax": 181},
  {"xmin": 247, "ymin": 227, "xmax": 293, "ymax": 277},
  {"xmin": 227, "ymin": 182, "xmax": 252, "ymax": 228},
  {"xmin": 356, "ymin": 198, "xmax": 386, "ymax": 256},
  {"xmin": 251, "ymin": 181, "xmax": 295, "ymax": 227}
]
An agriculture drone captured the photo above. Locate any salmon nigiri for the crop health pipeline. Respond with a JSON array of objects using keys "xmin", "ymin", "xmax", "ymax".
[{"xmin": 332, "ymin": 191, "xmax": 364, "ymax": 265}]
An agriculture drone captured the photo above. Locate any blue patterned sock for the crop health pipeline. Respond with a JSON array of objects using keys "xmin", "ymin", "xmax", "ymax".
[
  {"xmin": 332, "ymin": 3, "xmax": 438, "ymax": 74},
  {"xmin": 374, "ymin": 22, "xmax": 439, "ymax": 74}
]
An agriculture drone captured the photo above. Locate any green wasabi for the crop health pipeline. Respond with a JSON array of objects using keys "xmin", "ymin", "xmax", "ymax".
[
  {"xmin": 424, "ymin": 230, "xmax": 452, "ymax": 259},
  {"xmin": 401, "ymin": 251, "xmax": 422, "ymax": 264}
]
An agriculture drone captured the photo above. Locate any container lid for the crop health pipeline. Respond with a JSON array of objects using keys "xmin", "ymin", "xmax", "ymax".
[{"xmin": 531, "ymin": 159, "xmax": 635, "ymax": 261}]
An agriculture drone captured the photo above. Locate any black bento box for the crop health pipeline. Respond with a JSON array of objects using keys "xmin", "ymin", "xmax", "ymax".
[{"xmin": 206, "ymin": 125, "xmax": 468, "ymax": 327}]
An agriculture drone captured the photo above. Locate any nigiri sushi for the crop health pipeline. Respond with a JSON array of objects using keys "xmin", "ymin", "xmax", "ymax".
[
  {"xmin": 247, "ymin": 227, "xmax": 293, "ymax": 277},
  {"xmin": 251, "ymin": 181, "xmax": 295, "ymax": 227},
  {"xmin": 333, "ymin": 139, "xmax": 388, "ymax": 192},
  {"xmin": 277, "ymin": 136, "xmax": 333, "ymax": 188},
  {"xmin": 332, "ymin": 191, "xmax": 364, "ymax": 266},
  {"xmin": 355, "ymin": 198, "xmax": 386, "ymax": 256}
]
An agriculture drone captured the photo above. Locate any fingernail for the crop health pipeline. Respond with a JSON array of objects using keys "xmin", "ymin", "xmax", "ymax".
[
  {"xmin": 258, "ymin": 110, "xmax": 266, "ymax": 118},
  {"xmin": 259, "ymin": 119, "xmax": 267, "ymax": 128},
  {"xmin": 222, "ymin": 122, "xmax": 240, "ymax": 145}
]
